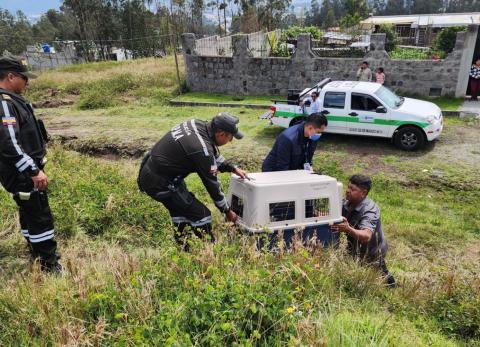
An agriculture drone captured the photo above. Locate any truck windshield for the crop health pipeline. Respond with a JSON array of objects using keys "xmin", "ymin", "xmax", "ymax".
[{"xmin": 374, "ymin": 86, "xmax": 404, "ymax": 109}]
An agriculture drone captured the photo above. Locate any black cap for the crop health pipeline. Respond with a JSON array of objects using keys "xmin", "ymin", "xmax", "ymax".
[
  {"xmin": 212, "ymin": 112, "xmax": 244, "ymax": 139},
  {"xmin": 0, "ymin": 56, "xmax": 37, "ymax": 80}
]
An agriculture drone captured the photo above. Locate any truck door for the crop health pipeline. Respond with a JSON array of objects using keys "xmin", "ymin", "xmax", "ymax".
[
  {"xmin": 321, "ymin": 91, "xmax": 347, "ymax": 133},
  {"xmin": 347, "ymin": 93, "xmax": 390, "ymax": 137}
]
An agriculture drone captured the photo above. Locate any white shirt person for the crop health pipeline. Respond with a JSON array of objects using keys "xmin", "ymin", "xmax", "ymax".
[{"xmin": 301, "ymin": 91, "xmax": 321, "ymax": 114}]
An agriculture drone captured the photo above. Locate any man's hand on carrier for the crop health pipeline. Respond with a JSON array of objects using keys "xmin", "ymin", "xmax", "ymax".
[
  {"xmin": 225, "ymin": 209, "xmax": 238, "ymax": 223},
  {"xmin": 330, "ymin": 217, "xmax": 351, "ymax": 234},
  {"xmin": 31, "ymin": 170, "xmax": 48, "ymax": 190},
  {"xmin": 233, "ymin": 167, "xmax": 249, "ymax": 180}
]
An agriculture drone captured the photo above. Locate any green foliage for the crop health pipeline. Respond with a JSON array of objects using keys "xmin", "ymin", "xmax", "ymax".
[
  {"xmin": 390, "ymin": 47, "xmax": 447, "ymax": 60},
  {"xmin": 433, "ymin": 27, "xmax": 466, "ymax": 55},
  {"xmin": 283, "ymin": 26, "xmax": 323, "ymax": 40},
  {"xmin": 26, "ymin": 57, "xmax": 182, "ymax": 109},
  {"xmin": 77, "ymin": 73, "xmax": 138, "ymax": 110},
  {"xmin": 376, "ymin": 24, "xmax": 399, "ymax": 52},
  {"xmin": 430, "ymin": 283, "xmax": 480, "ymax": 340},
  {"xmin": 267, "ymin": 30, "xmax": 291, "ymax": 57},
  {"xmin": 339, "ymin": 0, "xmax": 369, "ymax": 27},
  {"xmin": 390, "ymin": 47, "xmax": 429, "ymax": 60},
  {"xmin": 0, "ymin": 10, "xmax": 34, "ymax": 55}
]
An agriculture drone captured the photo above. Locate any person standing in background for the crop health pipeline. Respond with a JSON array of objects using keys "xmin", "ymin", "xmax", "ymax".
[
  {"xmin": 356, "ymin": 61, "xmax": 372, "ymax": 82},
  {"xmin": 375, "ymin": 67, "xmax": 385, "ymax": 85},
  {"xmin": 469, "ymin": 58, "xmax": 480, "ymax": 101}
]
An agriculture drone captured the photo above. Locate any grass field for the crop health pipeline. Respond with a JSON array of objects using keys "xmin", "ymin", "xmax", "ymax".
[
  {"xmin": 0, "ymin": 57, "xmax": 478, "ymax": 346},
  {"xmin": 172, "ymin": 91, "xmax": 464, "ymax": 111}
]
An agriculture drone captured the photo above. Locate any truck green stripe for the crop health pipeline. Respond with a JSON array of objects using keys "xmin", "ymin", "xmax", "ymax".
[{"xmin": 273, "ymin": 111, "xmax": 429, "ymax": 128}]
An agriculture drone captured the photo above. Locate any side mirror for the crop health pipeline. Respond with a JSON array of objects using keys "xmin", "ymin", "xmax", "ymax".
[
  {"xmin": 320, "ymin": 110, "xmax": 330, "ymax": 115},
  {"xmin": 376, "ymin": 106, "xmax": 387, "ymax": 113}
]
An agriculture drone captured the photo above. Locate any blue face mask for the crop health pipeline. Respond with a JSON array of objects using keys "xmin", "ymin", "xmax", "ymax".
[{"xmin": 309, "ymin": 133, "xmax": 322, "ymax": 141}]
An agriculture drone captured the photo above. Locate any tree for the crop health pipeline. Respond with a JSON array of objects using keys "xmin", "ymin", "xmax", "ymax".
[
  {"xmin": 383, "ymin": 0, "xmax": 406, "ymax": 15},
  {"xmin": 319, "ymin": 0, "xmax": 336, "ymax": 29},
  {"xmin": 410, "ymin": 0, "xmax": 444, "ymax": 14},
  {"xmin": 370, "ymin": 0, "xmax": 387, "ymax": 15},
  {"xmin": 305, "ymin": 0, "xmax": 321, "ymax": 27},
  {"xmin": 257, "ymin": 0, "xmax": 292, "ymax": 31},
  {"xmin": 340, "ymin": 0, "xmax": 369, "ymax": 27},
  {"xmin": 0, "ymin": 10, "xmax": 34, "ymax": 55}
]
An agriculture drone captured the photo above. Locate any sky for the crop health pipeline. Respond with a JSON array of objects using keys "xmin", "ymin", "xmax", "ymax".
[{"xmin": 0, "ymin": 0, "xmax": 62, "ymax": 21}]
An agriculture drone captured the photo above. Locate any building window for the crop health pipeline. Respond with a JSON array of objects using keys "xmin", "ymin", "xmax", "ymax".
[
  {"xmin": 231, "ymin": 195, "xmax": 244, "ymax": 218},
  {"xmin": 324, "ymin": 92, "xmax": 346, "ymax": 109},
  {"xmin": 305, "ymin": 198, "xmax": 330, "ymax": 218},
  {"xmin": 269, "ymin": 201, "xmax": 295, "ymax": 222}
]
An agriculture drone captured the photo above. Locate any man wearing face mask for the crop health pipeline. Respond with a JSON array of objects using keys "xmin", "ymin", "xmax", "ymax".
[{"xmin": 262, "ymin": 113, "xmax": 328, "ymax": 172}]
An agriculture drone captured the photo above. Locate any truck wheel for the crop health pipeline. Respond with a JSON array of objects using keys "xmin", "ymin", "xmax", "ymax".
[
  {"xmin": 394, "ymin": 126, "xmax": 425, "ymax": 151},
  {"xmin": 289, "ymin": 117, "xmax": 305, "ymax": 127}
]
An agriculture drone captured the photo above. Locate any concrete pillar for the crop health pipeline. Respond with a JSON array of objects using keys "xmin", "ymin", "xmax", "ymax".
[
  {"xmin": 232, "ymin": 34, "xmax": 252, "ymax": 95},
  {"xmin": 181, "ymin": 33, "xmax": 196, "ymax": 55},
  {"xmin": 455, "ymin": 25, "xmax": 479, "ymax": 97},
  {"xmin": 292, "ymin": 33, "xmax": 314, "ymax": 60},
  {"xmin": 289, "ymin": 33, "xmax": 315, "ymax": 90},
  {"xmin": 365, "ymin": 33, "xmax": 389, "ymax": 60}
]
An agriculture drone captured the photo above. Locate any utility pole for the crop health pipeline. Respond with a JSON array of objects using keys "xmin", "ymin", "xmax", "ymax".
[{"xmin": 168, "ymin": 0, "xmax": 182, "ymax": 93}]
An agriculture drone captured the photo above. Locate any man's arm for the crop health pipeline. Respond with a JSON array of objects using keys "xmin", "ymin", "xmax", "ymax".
[
  {"xmin": 332, "ymin": 209, "xmax": 379, "ymax": 244},
  {"xmin": 190, "ymin": 151, "xmax": 230, "ymax": 213},
  {"xmin": 307, "ymin": 141, "xmax": 317, "ymax": 165},
  {"xmin": 0, "ymin": 99, "xmax": 40, "ymax": 177},
  {"xmin": 367, "ymin": 69, "xmax": 372, "ymax": 81},
  {"xmin": 356, "ymin": 68, "xmax": 362, "ymax": 78},
  {"xmin": 216, "ymin": 154, "xmax": 236, "ymax": 173},
  {"xmin": 216, "ymin": 154, "xmax": 248, "ymax": 179},
  {"xmin": 300, "ymin": 95, "xmax": 312, "ymax": 106},
  {"xmin": 272, "ymin": 135, "xmax": 293, "ymax": 171},
  {"xmin": 332, "ymin": 217, "xmax": 373, "ymax": 243}
]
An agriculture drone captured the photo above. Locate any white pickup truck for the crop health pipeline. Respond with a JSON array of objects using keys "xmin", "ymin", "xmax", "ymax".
[{"xmin": 261, "ymin": 79, "xmax": 444, "ymax": 151}]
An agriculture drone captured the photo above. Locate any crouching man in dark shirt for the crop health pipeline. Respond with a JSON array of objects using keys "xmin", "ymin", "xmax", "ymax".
[{"xmin": 331, "ymin": 174, "xmax": 396, "ymax": 287}]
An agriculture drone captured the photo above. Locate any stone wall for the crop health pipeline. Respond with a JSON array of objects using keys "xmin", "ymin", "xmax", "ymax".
[
  {"xmin": 182, "ymin": 27, "xmax": 478, "ymax": 97},
  {"xmin": 25, "ymin": 51, "xmax": 83, "ymax": 70}
]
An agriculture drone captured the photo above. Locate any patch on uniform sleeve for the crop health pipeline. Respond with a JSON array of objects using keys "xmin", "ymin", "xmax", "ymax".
[
  {"xmin": 2, "ymin": 117, "xmax": 16, "ymax": 127},
  {"xmin": 1, "ymin": 94, "xmax": 12, "ymax": 100}
]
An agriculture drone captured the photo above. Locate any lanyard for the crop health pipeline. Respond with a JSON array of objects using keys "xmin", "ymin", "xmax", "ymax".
[{"xmin": 304, "ymin": 141, "xmax": 310, "ymax": 164}]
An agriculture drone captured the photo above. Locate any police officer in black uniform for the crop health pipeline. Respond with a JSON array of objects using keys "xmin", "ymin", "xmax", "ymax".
[
  {"xmin": 0, "ymin": 56, "xmax": 61, "ymax": 272},
  {"xmin": 138, "ymin": 112, "xmax": 248, "ymax": 249}
]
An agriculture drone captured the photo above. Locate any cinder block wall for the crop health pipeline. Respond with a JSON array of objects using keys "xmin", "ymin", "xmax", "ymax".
[{"xmin": 182, "ymin": 28, "xmax": 477, "ymax": 97}]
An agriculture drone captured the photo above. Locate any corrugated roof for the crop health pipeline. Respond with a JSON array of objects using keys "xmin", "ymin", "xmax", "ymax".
[{"xmin": 361, "ymin": 12, "xmax": 480, "ymax": 27}]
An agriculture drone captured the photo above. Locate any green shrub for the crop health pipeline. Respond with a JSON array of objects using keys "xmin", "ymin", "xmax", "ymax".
[
  {"xmin": 77, "ymin": 88, "xmax": 116, "ymax": 109},
  {"xmin": 283, "ymin": 26, "xmax": 323, "ymax": 40},
  {"xmin": 433, "ymin": 27, "xmax": 466, "ymax": 54},
  {"xmin": 390, "ymin": 47, "xmax": 429, "ymax": 60},
  {"xmin": 77, "ymin": 73, "xmax": 138, "ymax": 110},
  {"xmin": 267, "ymin": 31, "xmax": 291, "ymax": 57}
]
